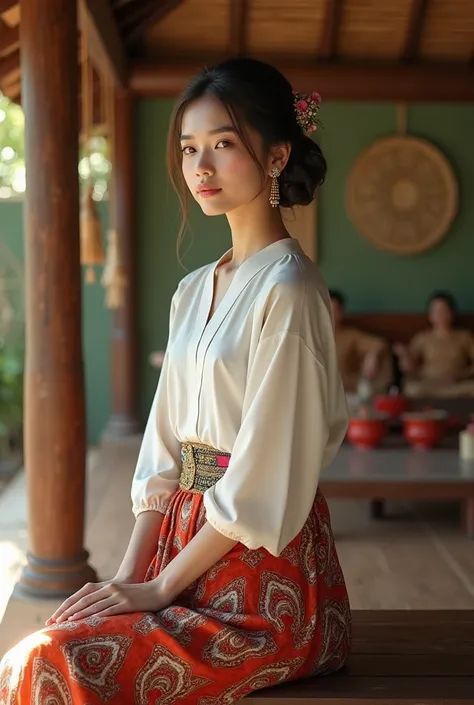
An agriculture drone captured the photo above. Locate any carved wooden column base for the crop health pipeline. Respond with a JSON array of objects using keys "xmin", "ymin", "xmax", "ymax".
[{"xmin": 16, "ymin": 550, "xmax": 97, "ymax": 600}]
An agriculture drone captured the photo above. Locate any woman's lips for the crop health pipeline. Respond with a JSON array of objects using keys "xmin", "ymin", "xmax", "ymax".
[{"xmin": 197, "ymin": 188, "xmax": 222, "ymax": 198}]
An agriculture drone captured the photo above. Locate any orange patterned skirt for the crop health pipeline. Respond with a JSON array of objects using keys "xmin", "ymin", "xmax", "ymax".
[{"xmin": 0, "ymin": 488, "xmax": 351, "ymax": 704}]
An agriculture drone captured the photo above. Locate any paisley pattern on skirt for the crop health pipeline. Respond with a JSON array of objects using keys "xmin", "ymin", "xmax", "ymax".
[{"xmin": 0, "ymin": 489, "xmax": 351, "ymax": 704}]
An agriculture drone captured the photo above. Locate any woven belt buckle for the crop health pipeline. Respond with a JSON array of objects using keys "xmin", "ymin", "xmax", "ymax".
[{"xmin": 180, "ymin": 443, "xmax": 196, "ymax": 491}]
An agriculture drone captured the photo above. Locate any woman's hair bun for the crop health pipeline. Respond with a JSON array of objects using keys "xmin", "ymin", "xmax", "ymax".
[{"xmin": 279, "ymin": 135, "xmax": 327, "ymax": 208}]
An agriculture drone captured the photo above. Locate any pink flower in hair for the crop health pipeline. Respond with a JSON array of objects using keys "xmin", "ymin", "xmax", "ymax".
[{"xmin": 292, "ymin": 90, "xmax": 322, "ymax": 136}]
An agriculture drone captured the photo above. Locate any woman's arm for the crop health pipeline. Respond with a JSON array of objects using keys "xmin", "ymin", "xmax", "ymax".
[
  {"xmin": 393, "ymin": 342, "xmax": 419, "ymax": 374},
  {"xmin": 154, "ymin": 522, "xmax": 238, "ymax": 601},
  {"xmin": 114, "ymin": 510, "xmax": 166, "ymax": 583},
  {"xmin": 459, "ymin": 334, "xmax": 474, "ymax": 379},
  {"xmin": 46, "ymin": 520, "xmax": 237, "ymax": 623}
]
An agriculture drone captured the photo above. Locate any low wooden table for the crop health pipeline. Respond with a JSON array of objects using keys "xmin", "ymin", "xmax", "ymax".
[
  {"xmin": 239, "ymin": 610, "xmax": 474, "ymax": 704},
  {"xmin": 319, "ymin": 446, "xmax": 474, "ymax": 538}
]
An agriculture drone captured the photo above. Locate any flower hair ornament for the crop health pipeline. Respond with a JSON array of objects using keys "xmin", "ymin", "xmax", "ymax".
[{"xmin": 293, "ymin": 91, "xmax": 322, "ymax": 135}]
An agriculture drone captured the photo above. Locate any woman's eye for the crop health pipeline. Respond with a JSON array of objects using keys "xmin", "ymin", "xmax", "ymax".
[
  {"xmin": 181, "ymin": 146, "xmax": 195, "ymax": 155},
  {"xmin": 216, "ymin": 140, "xmax": 230, "ymax": 149}
]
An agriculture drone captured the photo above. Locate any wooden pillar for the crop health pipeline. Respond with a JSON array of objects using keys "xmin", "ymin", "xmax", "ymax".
[
  {"xmin": 18, "ymin": 0, "xmax": 97, "ymax": 598},
  {"xmin": 103, "ymin": 89, "xmax": 140, "ymax": 438}
]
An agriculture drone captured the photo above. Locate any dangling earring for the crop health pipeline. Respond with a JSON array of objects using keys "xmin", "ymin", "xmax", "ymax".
[{"xmin": 269, "ymin": 167, "xmax": 280, "ymax": 207}]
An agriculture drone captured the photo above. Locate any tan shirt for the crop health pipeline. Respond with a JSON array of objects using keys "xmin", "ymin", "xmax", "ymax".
[
  {"xmin": 131, "ymin": 238, "xmax": 348, "ymax": 556},
  {"xmin": 335, "ymin": 327, "xmax": 387, "ymax": 391},
  {"xmin": 410, "ymin": 328, "xmax": 474, "ymax": 381}
]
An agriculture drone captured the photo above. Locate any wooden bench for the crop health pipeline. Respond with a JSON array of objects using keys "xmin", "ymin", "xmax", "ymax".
[{"xmin": 238, "ymin": 610, "xmax": 474, "ymax": 703}]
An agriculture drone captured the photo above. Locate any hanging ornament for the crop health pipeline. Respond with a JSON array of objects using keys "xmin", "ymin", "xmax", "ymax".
[
  {"xmin": 80, "ymin": 184, "xmax": 104, "ymax": 283},
  {"xmin": 79, "ymin": 33, "xmax": 104, "ymax": 283},
  {"xmin": 100, "ymin": 71, "xmax": 127, "ymax": 309},
  {"xmin": 101, "ymin": 229, "xmax": 127, "ymax": 309}
]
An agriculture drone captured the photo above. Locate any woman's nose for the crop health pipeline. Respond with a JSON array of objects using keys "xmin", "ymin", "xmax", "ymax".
[{"xmin": 195, "ymin": 154, "xmax": 215, "ymax": 177}]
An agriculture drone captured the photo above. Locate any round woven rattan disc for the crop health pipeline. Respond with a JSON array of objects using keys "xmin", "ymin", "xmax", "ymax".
[{"xmin": 345, "ymin": 135, "xmax": 458, "ymax": 255}]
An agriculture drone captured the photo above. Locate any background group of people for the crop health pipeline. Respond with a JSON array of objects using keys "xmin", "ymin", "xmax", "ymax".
[{"xmin": 329, "ymin": 290, "xmax": 474, "ymax": 399}]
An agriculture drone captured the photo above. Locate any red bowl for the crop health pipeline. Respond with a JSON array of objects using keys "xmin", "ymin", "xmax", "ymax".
[
  {"xmin": 373, "ymin": 394, "xmax": 410, "ymax": 419},
  {"xmin": 402, "ymin": 411, "xmax": 447, "ymax": 449},
  {"xmin": 347, "ymin": 415, "xmax": 388, "ymax": 450}
]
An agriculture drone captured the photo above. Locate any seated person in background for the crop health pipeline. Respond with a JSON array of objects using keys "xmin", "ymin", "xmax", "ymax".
[
  {"xmin": 330, "ymin": 290, "xmax": 393, "ymax": 395},
  {"xmin": 393, "ymin": 291, "xmax": 474, "ymax": 398}
]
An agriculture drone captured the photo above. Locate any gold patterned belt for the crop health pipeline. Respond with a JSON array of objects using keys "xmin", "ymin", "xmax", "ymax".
[{"xmin": 179, "ymin": 442, "xmax": 231, "ymax": 494}]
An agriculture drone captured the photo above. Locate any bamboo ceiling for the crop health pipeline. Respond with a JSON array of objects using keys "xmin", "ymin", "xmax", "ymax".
[{"xmin": 1, "ymin": 0, "xmax": 473, "ymax": 104}]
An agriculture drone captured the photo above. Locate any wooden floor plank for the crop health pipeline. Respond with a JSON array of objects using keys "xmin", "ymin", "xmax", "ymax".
[{"xmin": 374, "ymin": 535, "xmax": 474, "ymax": 609}]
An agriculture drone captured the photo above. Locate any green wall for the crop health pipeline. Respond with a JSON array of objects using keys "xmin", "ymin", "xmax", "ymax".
[
  {"xmin": 318, "ymin": 103, "xmax": 474, "ymax": 312},
  {"xmin": 2, "ymin": 100, "xmax": 472, "ymax": 434},
  {"xmin": 0, "ymin": 201, "xmax": 111, "ymax": 444},
  {"xmin": 137, "ymin": 99, "xmax": 474, "ymax": 415}
]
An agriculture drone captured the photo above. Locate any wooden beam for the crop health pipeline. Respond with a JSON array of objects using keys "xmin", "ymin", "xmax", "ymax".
[
  {"xmin": 402, "ymin": 0, "xmax": 429, "ymax": 61},
  {"xmin": 2, "ymin": 77, "xmax": 19, "ymax": 99},
  {"xmin": 319, "ymin": 0, "xmax": 344, "ymax": 60},
  {"xmin": 130, "ymin": 60, "xmax": 474, "ymax": 102},
  {"xmin": 0, "ymin": 0, "xmax": 16, "ymax": 14},
  {"xmin": 0, "ymin": 46, "xmax": 18, "ymax": 82},
  {"xmin": 230, "ymin": 0, "xmax": 248, "ymax": 56},
  {"xmin": 0, "ymin": 19, "xmax": 19, "ymax": 56},
  {"xmin": 121, "ymin": 0, "xmax": 184, "ymax": 44},
  {"xmin": 79, "ymin": 0, "xmax": 128, "ymax": 87}
]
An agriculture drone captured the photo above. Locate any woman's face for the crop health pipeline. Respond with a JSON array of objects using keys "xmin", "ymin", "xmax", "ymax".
[
  {"xmin": 428, "ymin": 298, "xmax": 453, "ymax": 329},
  {"xmin": 179, "ymin": 96, "xmax": 269, "ymax": 216}
]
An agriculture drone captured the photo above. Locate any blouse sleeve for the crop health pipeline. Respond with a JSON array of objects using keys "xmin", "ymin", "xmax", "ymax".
[
  {"xmin": 203, "ymin": 330, "xmax": 348, "ymax": 556},
  {"xmin": 131, "ymin": 295, "xmax": 181, "ymax": 517}
]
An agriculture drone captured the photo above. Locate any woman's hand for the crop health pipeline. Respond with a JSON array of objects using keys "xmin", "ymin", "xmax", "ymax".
[
  {"xmin": 392, "ymin": 342, "xmax": 407, "ymax": 359},
  {"xmin": 45, "ymin": 579, "xmax": 170, "ymax": 626}
]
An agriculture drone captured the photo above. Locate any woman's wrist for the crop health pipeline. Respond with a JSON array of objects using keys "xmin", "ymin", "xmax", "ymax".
[
  {"xmin": 151, "ymin": 574, "xmax": 176, "ymax": 605},
  {"xmin": 113, "ymin": 568, "xmax": 145, "ymax": 584}
]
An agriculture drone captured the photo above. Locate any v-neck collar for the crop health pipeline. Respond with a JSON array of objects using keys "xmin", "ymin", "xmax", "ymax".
[{"xmin": 196, "ymin": 237, "xmax": 302, "ymax": 349}]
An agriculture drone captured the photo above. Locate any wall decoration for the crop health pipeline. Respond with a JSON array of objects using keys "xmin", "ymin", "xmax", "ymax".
[{"xmin": 345, "ymin": 117, "xmax": 458, "ymax": 256}]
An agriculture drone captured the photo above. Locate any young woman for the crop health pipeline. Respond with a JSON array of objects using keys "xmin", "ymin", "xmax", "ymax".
[{"xmin": 0, "ymin": 57, "xmax": 351, "ymax": 704}]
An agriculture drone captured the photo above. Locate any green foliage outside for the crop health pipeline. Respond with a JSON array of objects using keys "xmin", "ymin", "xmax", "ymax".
[
  {"xmin": 0, "ymin": 92, "xmax": 112, "ymax": 456},
  {"xmin": 0, "ymin": 91, "xmax": 110, "ymax": 200},
  {"xmin": 0, "ymin": 344, "xmax": 23, "ymax": 440},
  {"xmin": 0, "ymin": 93, "xmax": 25, "ymax": 198}
]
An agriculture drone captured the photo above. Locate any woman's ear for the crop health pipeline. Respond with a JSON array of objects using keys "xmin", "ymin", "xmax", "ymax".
[{"xmin": 269, "ymin": 142, "xmax": 291, "ymax": 174}]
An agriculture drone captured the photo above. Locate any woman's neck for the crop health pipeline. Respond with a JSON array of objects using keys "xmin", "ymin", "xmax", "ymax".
[{"xmin": 224, "ymin": 198, "xmax": 290, "ymax": 268}]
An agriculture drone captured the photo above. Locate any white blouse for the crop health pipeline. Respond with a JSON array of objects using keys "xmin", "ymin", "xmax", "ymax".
[{"xmin": 131, "ymin": 238, "xmax": 348, "ymax": 556}]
